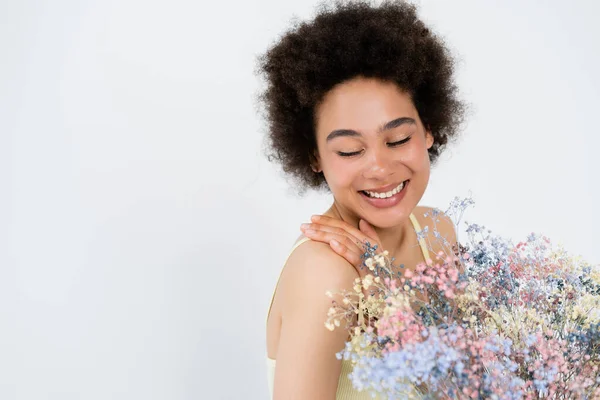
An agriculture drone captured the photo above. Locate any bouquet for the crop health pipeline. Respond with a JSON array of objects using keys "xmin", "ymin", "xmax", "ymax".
[{"xmin": 324, "ymin": 197, "xmax": 600, "ymax": 399}]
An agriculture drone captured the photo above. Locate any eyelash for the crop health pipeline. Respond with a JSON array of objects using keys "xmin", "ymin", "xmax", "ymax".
[{"xmin": 337, "ymin": 136, "xmax": 412, "ymax": 157}]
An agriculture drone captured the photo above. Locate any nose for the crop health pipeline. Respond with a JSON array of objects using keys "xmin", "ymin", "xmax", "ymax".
[{"xmin": 362, "ymin": 146, "xmax": 394, "ymax": 181}]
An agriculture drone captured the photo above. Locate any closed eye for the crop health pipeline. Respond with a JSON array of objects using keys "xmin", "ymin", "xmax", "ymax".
[
  {"xmin": 388, "ymin": 136, "xmax": 412, "ymax": 147},
  {"xmin": 337, "ymin": 150, "xmax": 363, "ymax": 157},
  {"xmin": 336, "ymin": 136, "xmax": 412, "ymax": 157}
]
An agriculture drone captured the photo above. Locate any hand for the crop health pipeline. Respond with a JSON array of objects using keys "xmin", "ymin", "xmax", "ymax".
[{"xmin": 300, "ymin": 215, "xmax": 383, "ymax": 280}]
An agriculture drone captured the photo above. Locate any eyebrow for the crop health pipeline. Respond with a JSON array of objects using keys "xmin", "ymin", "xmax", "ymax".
[{"xmin": 325, "ymin": 117, "xmax": 416, "ymax": 142}]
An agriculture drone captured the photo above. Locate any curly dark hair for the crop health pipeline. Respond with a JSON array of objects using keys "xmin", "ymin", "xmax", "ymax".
[{"xmin": 256, "ymin": 0, "xmax": 465, "ymax": 191}]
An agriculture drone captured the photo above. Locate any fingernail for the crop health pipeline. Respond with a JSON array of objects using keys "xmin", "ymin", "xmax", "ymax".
[
  {"xmin": 331, "ymin": 239, "xmax": 340, "ymax": 247},
  {"xmin": 305, "ymin": 229, "xmax": 316, "ymax": 235},
  {"xmin": 300, "ymin": 223, "xmax": 309, "ymax": 230},
  {"xmin": 311, "ymin": 215, "xmax": 320, "ymax": 221}
]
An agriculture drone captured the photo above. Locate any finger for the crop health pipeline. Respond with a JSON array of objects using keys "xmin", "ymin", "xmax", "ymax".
[
  {"xmin": 299, "ymin": 227, "xmax": 363, "ymax": 267},
  {"xmin": 307, "ymin": 227, "xmax": 387, "ymax": 282},
  {"xmin": 302, "ymin": 222, "xmax": 363, "ymax": 251},
  {"xmin": 310, "ymin": 215, "xmax": 377, "ymax": 249},
  {"xmin": 330, "ymin": 239, "xmax": 364, "ymax": 270}
]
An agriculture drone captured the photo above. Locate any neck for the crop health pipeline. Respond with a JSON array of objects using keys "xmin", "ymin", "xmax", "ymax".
[{"xmin": 326, "ymin": 200, "xmax": 411, "ymax": 256}]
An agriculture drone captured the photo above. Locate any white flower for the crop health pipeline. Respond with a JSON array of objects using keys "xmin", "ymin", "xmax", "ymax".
[{"xmin": 363, "ymin": 274, "xmax": 374, "ymax": 289}]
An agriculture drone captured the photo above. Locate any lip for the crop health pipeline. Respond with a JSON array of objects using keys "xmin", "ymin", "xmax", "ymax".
[
  {"xmin": 359, "ymin": 180, "xmax": 409, "ymax": 209},
  {"xmin": 362, "ymin": 181, "xmax": 407, "ymax": 193}
]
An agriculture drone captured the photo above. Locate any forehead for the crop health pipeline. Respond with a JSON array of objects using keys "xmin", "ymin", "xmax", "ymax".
[{"xmin": 315, "ymin": 77, "xmax": 418, "ymax": 134}]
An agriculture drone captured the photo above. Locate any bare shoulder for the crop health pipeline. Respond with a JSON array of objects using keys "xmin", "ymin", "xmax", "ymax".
[
  {"xmin": 278, "ymin": 239, "xmax": 359, "ymax": 308},
  {"xmin": 413, "ymin": 205, "xmax": 458, "ymax": 257}
]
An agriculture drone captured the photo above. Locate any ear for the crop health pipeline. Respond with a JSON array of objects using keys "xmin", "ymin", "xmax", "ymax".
[
  {"xmin": 425, "ymin": 129, "xmax": 434, "ymax": 150},
  {"xmin": 309, "ymin": 149, "xmax": 322, "ymax": 173}
]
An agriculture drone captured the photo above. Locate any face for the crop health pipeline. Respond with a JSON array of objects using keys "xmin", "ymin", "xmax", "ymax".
[{"xmin": 313, "ymin": 76, "xmax": 434, "ymax": 229}]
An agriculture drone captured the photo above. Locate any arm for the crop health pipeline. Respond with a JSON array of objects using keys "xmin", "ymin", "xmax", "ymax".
[{"xmin": 273, "ymin": 241, "xmax": 358, "ymax": 400}]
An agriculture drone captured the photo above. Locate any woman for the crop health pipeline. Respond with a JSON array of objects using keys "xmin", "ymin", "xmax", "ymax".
[{"xmin": 257, "ymin": 1, "xmax": 465, "ymax": 398}]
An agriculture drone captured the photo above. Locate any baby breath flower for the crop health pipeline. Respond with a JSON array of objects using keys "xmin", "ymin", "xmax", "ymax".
[
  {"xmin": 363, "ymin": 274, "xmax": 374, "ymax": 290},
  {"xmin": 321, "ymin": 195, "xmax": 600, "ymax": 399}
]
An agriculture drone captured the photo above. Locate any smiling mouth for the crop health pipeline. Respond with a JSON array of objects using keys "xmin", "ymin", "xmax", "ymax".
[{"xmin": 360, "ymin": 180, "xmax": 408, "ymax": 199}]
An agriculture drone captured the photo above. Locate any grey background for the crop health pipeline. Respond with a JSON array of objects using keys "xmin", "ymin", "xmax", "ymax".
[{"xmin": 1, "ymin": 0, "xmax": 598, "ymax": 399}]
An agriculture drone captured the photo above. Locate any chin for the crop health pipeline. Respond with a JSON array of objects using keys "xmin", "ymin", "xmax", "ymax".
[{"xmin": 361, "ymin": 210, "xmax": 409, "ymax": 230}]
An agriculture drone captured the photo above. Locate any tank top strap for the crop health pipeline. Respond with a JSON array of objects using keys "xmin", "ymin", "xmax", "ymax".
[
  {"xmin": 266, "ymin": 237, "xmax": 312, "ymax": 327},
  {"xmin": 409, "ymin": 212, "xmax": 432, "ymax": 264}
]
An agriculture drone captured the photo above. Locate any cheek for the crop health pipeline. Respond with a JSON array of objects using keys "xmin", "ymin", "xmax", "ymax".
[
  {"xmin": 322, "ymin": 158, "xmax": 359, "ymax": 189},
  {"xmin": 410, "ymin": 150, "xmax": 432, "ymax": 182},
  {"xmin": 406, "ymin": 139, "xmax": 432, "ymax": 168}
]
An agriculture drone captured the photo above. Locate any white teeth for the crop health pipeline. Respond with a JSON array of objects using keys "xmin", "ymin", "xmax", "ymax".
[{"xmin": 364, "ymin": 181, "xmax": 405, "ymax": 199}]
